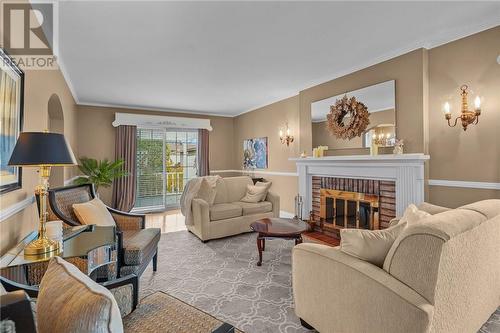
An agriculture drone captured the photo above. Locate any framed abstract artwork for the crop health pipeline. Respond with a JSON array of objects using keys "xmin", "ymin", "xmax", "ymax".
[
  {"xmin": 243, "ymin": 137, "xmax": 268, "ymax": 169},
  {"xmin": 0, "ymin": 49, "xmax": 24, "ymax": 194}
]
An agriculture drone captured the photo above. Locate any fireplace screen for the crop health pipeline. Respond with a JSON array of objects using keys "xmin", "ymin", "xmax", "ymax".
[{"xmin": 320, "ymin": 189, "xmax": 379, "ymax": 230}]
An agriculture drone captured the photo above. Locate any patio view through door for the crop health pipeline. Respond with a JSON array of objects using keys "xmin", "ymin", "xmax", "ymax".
[{"xmin": 135, "ymin": 128, "xmax": 198, "ymax": 211}]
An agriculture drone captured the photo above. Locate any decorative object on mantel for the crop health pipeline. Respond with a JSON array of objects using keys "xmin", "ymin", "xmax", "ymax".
[
  {"xmin": 393, "ymin": 139, "xmax": 404, "ymax": 155},
  {"xmin": 8, "ymin": 131, "xmax": 77, "ymax": 257},
  {"xmin": 313, "ymin": 146, "xmax": 328, "ymax": 158},
  {"xmin": 243, "ymin": 137, "xmax": 268, "ymax": 169},
  {"xmin": 443, "ymin": 84, "xmax": 481, "ymax": 131},
  {"xmin": 370, "ymin": 140, "xmax": 379, "ymax": 156},
  {"xmin": 327, "ymin": 95, "xmax": 370, "ymax": 140},
  {"xmin": 300, "ymin": 151, "xmax": 308, "ymax": 158},
  {"xmin": 279, "ymin": 122, "xmax": 294, "ymax": 146}
]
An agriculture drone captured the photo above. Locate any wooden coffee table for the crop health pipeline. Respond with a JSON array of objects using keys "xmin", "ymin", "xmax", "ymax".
[{"xmin": 250, "ymin": 217, "xmax": 309, "ymax": 266}]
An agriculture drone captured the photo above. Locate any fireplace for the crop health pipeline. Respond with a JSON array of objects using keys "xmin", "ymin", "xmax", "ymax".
[
  {"xmin": 292, "ymin": 154, "xmax": 429, "ymax": 244},
  {"xmin": 320, "ymin": 189, "xmax": 379, "ymax": 231}
]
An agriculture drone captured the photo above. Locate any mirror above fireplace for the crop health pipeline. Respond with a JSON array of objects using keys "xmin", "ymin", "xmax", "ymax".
[{"xmin": 311, "ymin": 80, "xmax": 396, "ymax": 150}]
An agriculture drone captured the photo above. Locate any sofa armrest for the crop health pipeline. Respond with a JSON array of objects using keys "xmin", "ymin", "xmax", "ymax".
[
  {"xmin": 292, "ymin": 243, "xmax": 433, "ymax": 333},
  {"xmin": 192, "ymin": 198, "xmax": 210, "ymax": 239},
  {"xmin": 265, "ymin": 191, "xmax": 280, "ymax": 217}
]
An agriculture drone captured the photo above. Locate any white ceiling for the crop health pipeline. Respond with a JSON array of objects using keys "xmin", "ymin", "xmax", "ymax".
[{"xmin": 55, "ymin": 1, "xmax": 500, "ymax": 117}]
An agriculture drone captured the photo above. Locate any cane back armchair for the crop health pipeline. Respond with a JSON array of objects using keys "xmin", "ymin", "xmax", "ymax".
[{"xmin": 46, "ymin": 184, "xmax": 160, "ymax": 278}]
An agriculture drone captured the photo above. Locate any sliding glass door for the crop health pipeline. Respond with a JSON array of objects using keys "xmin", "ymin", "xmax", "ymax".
[{"xmin": 135, "ymin": 128, "xmax": 198, "ymax": 211}]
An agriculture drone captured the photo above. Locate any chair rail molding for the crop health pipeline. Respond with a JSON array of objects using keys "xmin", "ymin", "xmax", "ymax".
[
  {"xmin": 428, "ymin": 179, "xmax": 500, "ymax": 190},
  {"xmin": 0, "ymin": 196, "xmax": 35, "ymax": 222},
  {"xmin": 290, "ymin": 153, "xmax": 430, "ymax": 218}
]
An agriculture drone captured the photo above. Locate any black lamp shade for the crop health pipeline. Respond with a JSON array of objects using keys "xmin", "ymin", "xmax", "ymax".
[{"xmin": 8, "ymin": 132, "xmax": 77, "ymax": 166}]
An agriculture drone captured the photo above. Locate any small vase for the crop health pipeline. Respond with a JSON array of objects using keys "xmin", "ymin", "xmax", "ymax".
[{"xmin": 393, "ymin": 146, "xmax": 404, "ymax": 155}]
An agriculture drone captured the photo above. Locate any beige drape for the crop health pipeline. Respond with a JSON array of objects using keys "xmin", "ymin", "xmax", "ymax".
[
  {"xmin": 197, "ymin": 129, "xmax": 209, "ymax": 176},
  {"xmin": 112, "ymin": 125, "xmax": 137, "ymax": 212}
]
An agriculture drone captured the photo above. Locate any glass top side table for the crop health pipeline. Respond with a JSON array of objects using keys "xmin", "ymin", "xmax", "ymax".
[{"xmin": 0, "ymin": 225, "xmax": 117, "ymax": 284}]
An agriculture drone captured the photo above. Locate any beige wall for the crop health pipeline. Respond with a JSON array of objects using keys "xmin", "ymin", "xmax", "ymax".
[
  {"xmin": 0, "ymin": 69, "xmax": 79, "ymax": 255},
  {"xmin": 300, "ymin": 49, "xmax": 427, "ymax": 156},
  {"xmin": 232, "ymin": 96, "xmax": 300, "ymax": 213},
  {"xmin": 237, "ymin": 27, "xmax": 499, "ymax": 210},
  {"xmin": 427, "ymin": 26, "xmax": 500, "ymax": 207},
  {"xmin": 77, "ymin": 106, "xmax": 235, "ymax": 205}
]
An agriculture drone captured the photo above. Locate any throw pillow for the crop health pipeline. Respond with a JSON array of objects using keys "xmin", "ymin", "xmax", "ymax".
[
  {"xmin": 196, "ymin": 179, "xmax": 217, "ymax": 206},
  {"xmin": 397, "ymin": 204, "xmax": 432, "ymax": 225},
  {"xmin": 37, "ymin": 257, "xmax": 123, "ymax": 333},
  {"xmin": 73, "ymin": 197, "xmax": 116, "ymax": 227},
  {"xmin": 241, "ymin": 185, "xmax": 268, "ymax": 203},
  {"xmin": 255, "ymin": 181, "xmax": 272, "ymax": 201},
  {"xmin": 340, "ymin": 222, "xmax": 407, "ymax": 267}
]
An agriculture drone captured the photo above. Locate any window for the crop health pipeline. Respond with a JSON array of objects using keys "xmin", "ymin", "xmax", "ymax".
[{"xmin": 135, "ymin": 128, "xmax": 198, "ymax": 211}]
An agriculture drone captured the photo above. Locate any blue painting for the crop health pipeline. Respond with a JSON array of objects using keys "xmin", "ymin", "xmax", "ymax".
[{"xmin": 243, "ymin": 137, "xmax": 268, "ymax": 169}]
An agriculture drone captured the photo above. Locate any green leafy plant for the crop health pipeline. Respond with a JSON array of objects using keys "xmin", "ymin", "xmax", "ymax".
[{"xmin": 74, "ymin": 157, "xmax": 128, "ymax": 192}]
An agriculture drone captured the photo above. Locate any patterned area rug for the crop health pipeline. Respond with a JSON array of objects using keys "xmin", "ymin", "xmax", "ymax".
[
  {"xmin": 140, "ymin": 231, "xmax": 309, "ymax": 333},
  {"xmin": 124, "ymin": 291, "xmax": 241, "ymax": 333},
  {"xmin": 140, "ymin": 230, "xmax": 500, "ymax": 333}
]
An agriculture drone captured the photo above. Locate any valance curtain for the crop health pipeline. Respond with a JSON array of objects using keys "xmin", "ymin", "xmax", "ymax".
[
  {"xmin": 112, "ymin": 125, "xmax": 137, "ymax": 212},
  {"xmin": 197, "ymin": 129, "xmax": 209, "ymax": 176}
]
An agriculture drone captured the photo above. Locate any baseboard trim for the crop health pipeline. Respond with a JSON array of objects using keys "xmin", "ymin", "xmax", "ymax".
[
  {"xmin": 428, "ymin": 179, "xmax": 500, "ymax": 190},
  {"xmin": 0, "ymin": 196, "xmax": 35, "ymax": 222},
  {"xmin": 280, "ymin": 211, "xmax": 295, "ymax": 218},
  {"xmin": 210, "ymin": 169, "xmax": 298, "ymax": 177}
]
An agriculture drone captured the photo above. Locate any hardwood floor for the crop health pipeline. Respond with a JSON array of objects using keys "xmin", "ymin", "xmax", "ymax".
[
  {"xmin": 145, "ymin": 209, "xmax": 186, "ymax": 233},
  {"xmin": 302, "ymin": 231, "xmax": 340, "ymax": 247}
]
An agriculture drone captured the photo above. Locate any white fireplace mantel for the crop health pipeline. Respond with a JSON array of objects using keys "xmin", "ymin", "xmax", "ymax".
[{"xmin": 290, "ymin": 153, "xmax": 430, "ymax": 218}]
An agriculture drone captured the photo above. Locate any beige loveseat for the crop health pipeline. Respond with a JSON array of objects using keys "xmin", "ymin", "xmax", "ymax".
[
  {"xmin": 292, "ymin": 199, "xmax": 500, "ymax": 333},
  {"xmin": 187, "ymin": 176, "xmax": 280, "ymax": 242}
]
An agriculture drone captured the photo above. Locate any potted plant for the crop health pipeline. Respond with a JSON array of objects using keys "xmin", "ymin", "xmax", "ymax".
[{"xmin": 74, "ymin": 157, "xmax": 128, "ymax": 194}]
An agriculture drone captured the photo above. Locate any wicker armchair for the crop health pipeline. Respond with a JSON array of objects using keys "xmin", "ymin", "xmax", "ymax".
[
  {"xmin": 0, "ymin": 273, "xmax": 139, "ymax": 332},
  {"xmin": 46, "ymin": 184, "xmax": 160, "ymax": 278}
]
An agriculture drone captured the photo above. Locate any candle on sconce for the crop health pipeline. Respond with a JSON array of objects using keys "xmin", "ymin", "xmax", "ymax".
[
  {"xmin": 443, "ymin": 102, "xmax": 451, "ymax": 114},
  {"xmin": 474, "ymin": 96, "xmax": 481, "ymax": 114},
  {"xmin": 279, "ymin": 129, "xmax": 283, "ymax": 137}
]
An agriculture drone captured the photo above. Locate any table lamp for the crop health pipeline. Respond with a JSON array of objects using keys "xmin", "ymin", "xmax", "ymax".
[{"xmin": 8, "ymin": 131, "xmax": 77, "ymax": 257}]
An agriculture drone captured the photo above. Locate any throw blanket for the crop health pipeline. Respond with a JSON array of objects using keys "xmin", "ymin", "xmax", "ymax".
[{"xmin": 180, "ymin": 176, "xmax": 220, "ymax": 225}]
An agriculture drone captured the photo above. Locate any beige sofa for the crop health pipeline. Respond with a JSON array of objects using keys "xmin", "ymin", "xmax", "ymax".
[
  {"xmin": 292, "ymin": 199, "xmax": 500, "ymax": 333},
  {"xmin": 187, "ymin": 176, "xmax": 280, "ymax": 242}
]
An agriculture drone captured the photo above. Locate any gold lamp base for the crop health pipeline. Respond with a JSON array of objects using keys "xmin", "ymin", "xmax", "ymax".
[{"xmin": 24, "ymin": 237, "xmax": 60, "ymax": 257}]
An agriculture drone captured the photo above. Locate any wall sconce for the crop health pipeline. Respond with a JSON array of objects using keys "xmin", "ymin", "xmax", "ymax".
[
  {"xmin": 279, "ymin": 123, "xmax": 294, "ymax": 146},
  {"xmin": 443, "ymin": 85, "xmax": 481, "ymax": 131}
]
